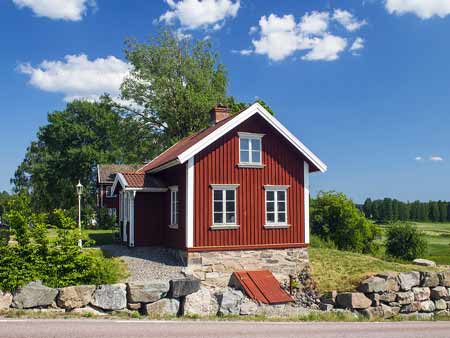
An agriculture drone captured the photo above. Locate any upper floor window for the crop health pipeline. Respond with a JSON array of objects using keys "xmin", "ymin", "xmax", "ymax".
[
  {"xmin": 238, "ymin": 132, "xmax": 264, "ymax": 166},
  {"xmin": 106, "ymin": 186, "xmax": 112, "ymax": 197},
  {"xmin": 169, "ymin": 186, "xmax": 179, "ymax": 229}
]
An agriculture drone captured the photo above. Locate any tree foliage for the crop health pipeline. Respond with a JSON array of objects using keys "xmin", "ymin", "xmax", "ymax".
[
  {"xmin": 12, "ymin": 97, "xmax": 152, "ymax": 212},
  {"xmin": 121, "ymin": 30, "xmax": 228, "ymax": 150},
  {"xmin": 363, "ymin": 198, "xmax": 450, "ymax": 223},
  {"xmin": 311, "ymin": 191, "xmax": 380, "ymax": 254},
  {"xmin": 385, "ymin": 223, "xmax": 428, "ymax": 261}
]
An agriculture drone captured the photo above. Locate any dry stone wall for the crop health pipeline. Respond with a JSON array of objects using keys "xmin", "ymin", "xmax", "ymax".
[{"xmin": 320, "ymin": 271, "xmax": 450, "ymax": 320}]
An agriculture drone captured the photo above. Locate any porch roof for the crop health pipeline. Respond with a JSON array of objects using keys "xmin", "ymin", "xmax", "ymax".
[{"xmin": 112, "ymin": 172, "xmax": 167, "ymax": 193}]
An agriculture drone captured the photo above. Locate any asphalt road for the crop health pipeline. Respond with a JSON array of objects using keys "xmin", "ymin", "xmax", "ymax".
[{"xmin": 0, "ymin": 319, "xmax": 449, "ymax": 338}]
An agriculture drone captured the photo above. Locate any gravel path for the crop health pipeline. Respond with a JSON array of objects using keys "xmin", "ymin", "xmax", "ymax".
[{"xmin": 100, "ymin": 245, "xmax": 185, "ymax": 282}]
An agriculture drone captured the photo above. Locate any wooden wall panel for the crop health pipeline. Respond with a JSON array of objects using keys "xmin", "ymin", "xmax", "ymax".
[{"xmin": 193, "ymin": 114, "xmax": 306, "ymax": 250}]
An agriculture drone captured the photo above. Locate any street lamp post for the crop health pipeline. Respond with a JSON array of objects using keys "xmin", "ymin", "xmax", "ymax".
[{"xmin": 76, "ymin": 181, "xmax": 83, "ymax": 248}]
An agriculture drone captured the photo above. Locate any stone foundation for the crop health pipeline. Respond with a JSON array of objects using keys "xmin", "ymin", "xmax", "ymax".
[{"xmin": 183, "ymin": 248, "xmax": 309, "ymax": 287}]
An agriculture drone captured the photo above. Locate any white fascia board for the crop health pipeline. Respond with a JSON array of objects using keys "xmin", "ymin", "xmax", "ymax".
[
  {"xmin": 177, "ymin": 102, "xmax": 327, "ymax": 173},
  {"xmin": 125, "ymin": 187, "xmax": 168, "ymax": 192},
  {"xmin": 111, "ymin": 173, "xmax": 128, "ymax": 194}
]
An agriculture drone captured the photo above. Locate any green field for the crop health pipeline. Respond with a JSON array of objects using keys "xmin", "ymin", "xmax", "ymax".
[{"xmin": 378, "ymin": 222, "xmax": 450, "ymax": 265}]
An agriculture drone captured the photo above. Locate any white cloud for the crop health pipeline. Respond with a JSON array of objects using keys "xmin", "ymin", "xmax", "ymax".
[
  {"xmin": 333, "ymin": 9, "xmax": 367, "ymax": 31},
  {"xmin": 248, "ymin": 9, "xmax": 365, "ymax": 62},
  {"xmin": 12, "ymin": 0, "xmax": 95, "ymax": 21},
  {"xmin": 18, "ymin": 54, "xmax": 130, "ymax": 102},
  {"xmin": 430, "ymin": 156, "xmax": 444, "ymax": 161},
  {"xmin": 386, "ymin": 0, "xmax": 450, "ymax": 19},
  {"xmin": 350, "ymin": 37, "xmax": 365, "ymax": 55},
  {"xmin": 415, "ymin": 156, "xmax": 423, "ymax": 161},
  {"xmin": 160, "ymin": 0, "xmax": 240, "ymax": 30},
  {"xmin": 231, "ymin": 49, "xmax": 252, "ymax": 55},
  {"xmin": 249, "ymin": 25, "xmax": 258, "ymax": 35},
  {"xmin": 299, "ymin": 11, "xmax": 329, "ymax": 35},
  {"xmin": 302, "ymin": 34, "xmax": 348, "ymax": 61}
]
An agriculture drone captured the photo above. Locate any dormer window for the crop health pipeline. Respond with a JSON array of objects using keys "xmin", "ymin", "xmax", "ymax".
[{"xmin": 238, "ymin": 132, "xmax": 264, "ymax": 168}]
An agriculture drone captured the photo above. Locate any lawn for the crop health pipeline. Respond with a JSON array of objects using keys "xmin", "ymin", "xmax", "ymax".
[
  {"xmin": 47, "ymin": 228, "xmax": 118, "ymax": 246},
  {"xmin": 309, "ymin": 247, "xmax": 438, "ymax": 292},
  {"xmin": 378, "ymin": 222, "xmax": 450, "ymax": 265}
]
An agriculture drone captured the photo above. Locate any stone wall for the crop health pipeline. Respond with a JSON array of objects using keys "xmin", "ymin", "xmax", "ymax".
[
  {"xmin": 320, "ymin": 271, "xmax": 450, "ymax": 320},
  {"xmin": 183, "ymin": 248, "xmax": 309, "ymax": 287}
]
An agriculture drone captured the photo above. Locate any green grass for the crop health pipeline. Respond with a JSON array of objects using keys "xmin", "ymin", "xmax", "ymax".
[
  {"xmin": 47, "ymin": 228, "xmax": 118, "ymax": 246},
  {"xmin": 378, "ymin": 222, "xmax": 450, "ymax": 265},
  {"xmin": 309, "ymin": 247, "xmax": 438, "ymax": 292}
]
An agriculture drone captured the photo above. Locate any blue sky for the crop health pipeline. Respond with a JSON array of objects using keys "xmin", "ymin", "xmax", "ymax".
[{"xmin": 1, "ymin": 0, "xmax": 450, "ymax": 203}]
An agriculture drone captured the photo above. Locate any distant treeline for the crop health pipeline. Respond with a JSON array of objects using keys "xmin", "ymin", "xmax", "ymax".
[{"xmin": 361, "ymin": 198, "xmax": 450, "ymax": 223}]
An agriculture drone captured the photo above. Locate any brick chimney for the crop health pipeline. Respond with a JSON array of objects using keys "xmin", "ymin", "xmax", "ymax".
[{"xmin": 210, "ymin": 105, "xmax": 230, "ymax": 125}]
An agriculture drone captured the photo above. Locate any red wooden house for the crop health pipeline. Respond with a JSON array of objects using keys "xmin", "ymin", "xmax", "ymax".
[{"xmin": 112, "ymin": 103, "xmax": 326, "ymax": 279}]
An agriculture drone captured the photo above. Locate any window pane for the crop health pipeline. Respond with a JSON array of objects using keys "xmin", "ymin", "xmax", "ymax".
[
  {"xmin": 226, "ymin": 201, "xmax": 235, "ymax": 212},
  {"xmin": 226, "ymin": 190, "xmax": 235, "ymax": 201},
  {"xmin": 240, "ymin": 150, "xmax": 249, "ymax": 163},
  {"xmin": 267, "ymin": 191, "xmax": 274, "ymax": 201},
  {"xmin": 267, "ymin": 212, "xmax": 275, "ymax": 223},
  {"xmin": 226, "ymin": 212, "xmax": 235, "ymax": 224},
  {"xmin": 267, "ymin": 201, "xmax": 274, "ymax": 212},
  {"xmin": 214, "ymin": 213, "xmax": 223, "ymax": 224},
  {"xmin": 240, "ymin": 138, "xmax": 249, "ymax": 150},
  {"xmin": 277, "ymin": 191, "xmax": 286, "ymax": 201},
  {"xmin": 278, "ymin": 201, "xmax": 285, "ymax": 212},
  {"xmin": 214, "ymin": 201, "xmax": 223, "ymax": 212},
  {"xmin": 214, "ymin": 190, "xmax": 223, "ymax": 201},
  {"xmin": 278, "ymin": 212, "xmax": 286, "ymax": 223},
  {"xmin": 251, "ymin": 139, "xmax": 261, "ymax": 151},
  {"xmin": 251, "ymin": 150, "xmax": 260, "ymax": 163}
]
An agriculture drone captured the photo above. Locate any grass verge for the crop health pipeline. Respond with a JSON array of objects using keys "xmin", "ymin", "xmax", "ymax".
[{"xmin": 309, "ymin": 247, "xmax": 438, "ymax": 292}]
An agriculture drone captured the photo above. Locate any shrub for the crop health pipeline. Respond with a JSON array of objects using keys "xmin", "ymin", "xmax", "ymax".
[
  {"xmin": 0, "ymin": 194, "xmax": 127, "ymax": 292},
  {"xmin": 311, "ymin": 191, "xmax": 380, "ymax": 254},
  {"xmin": 96, "ymin": 208, "xmax": 116, "ymax": 229},
  {"xmin": 385, "ymin": 223, "xmax": 427, "ymax": 261},
  {"xmin": 310, "ymin": 234, "xmax": 337, "ymax": 250}
]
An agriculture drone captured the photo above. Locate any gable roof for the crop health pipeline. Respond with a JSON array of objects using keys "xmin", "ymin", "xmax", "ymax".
[
  {"xmin": 138, "ymin": 102, "xmax": 327, "ymax": 174},
  {"xmin": 111, "ymin": 172, "xmax": 167, "ymax": 193},
  {"xmin": 98, "ymin": 164, "xmax": 142, "ymax": 184}
]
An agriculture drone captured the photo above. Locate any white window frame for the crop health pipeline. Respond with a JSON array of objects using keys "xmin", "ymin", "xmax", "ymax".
[
  {"xmin": 264, "ymin": 185, "xmax": 290, "ymax": 229},
  {"xmin": 210, "ymin": 184, "xmax": 240, "ymax": 230},
  {"xmin": 169, "ymin": 186, "xmax": 179, "ymax": 229},
  {"xmin": 238, "ymin": 132, "xmax": 264, "ymax": 168}
]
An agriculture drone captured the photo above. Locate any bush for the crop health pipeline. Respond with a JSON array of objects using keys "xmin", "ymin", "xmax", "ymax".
[
  {"xmin": 96, "ymin": 208, "xmax": 116, "ymax": 229},
  {"xmin": 385, "ymin": 223, "xmax": 428, "ymax": 261},
  {"xmin": 311, "ymin": 191, "xmax": 380, "ymax": 254},
  {"xmin": 0, "ymin": 193, "xmax": 127, "ymax": 292},
  {"xmin": 310, "ymin": 234, "xmax": 337, "ymax": 250}
]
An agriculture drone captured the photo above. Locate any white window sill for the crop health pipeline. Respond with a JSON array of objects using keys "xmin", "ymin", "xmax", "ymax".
[
  {"xmin": 264, "ymin": 224, "xmax": 291, "ymax": 229},
  {"xmin": 237, "ymin": 163, "xmax": 265, "ymax": 169},
  {"xmin": 210, "ymin": 224, "xmax": 240, "ymax": 230},
  {"xmin": 168, "ymin": 224, "xmax": 179, "ymax": 229}
]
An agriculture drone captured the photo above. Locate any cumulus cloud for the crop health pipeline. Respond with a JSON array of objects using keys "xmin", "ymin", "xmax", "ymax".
[
  {"xmin": 12, "ymin": 0, "xmax": 96, "ymax": 21},
  {"xmin": 350, "ymin": 37, "xmax": 365, "ymax": 55},
  {"xmin": 415, "ymin": 156, "xmax": 423, "ymax": 161},
  {"xmin": 333, "ymin": 9, "xmax": 367, "ymax": 31},
  {"xmin": 247, "ymin": 9, "xmax": 366, "ymax": 62},
  {"xmin": 18, "ymin": 54, "xmax": 130, "ymax": 102},
  {"xmin": 385, "ymin": 0, "xmax": 450, "ymax": 19},
  {"xmin": 301, "ymin": 34, "xmax": 348, "ymax": 61},
  {"xmin": 159, "ymin": 0, "xmax": 240, "ymax": 30},
  {"xmin": 430, "ymin": 156, "xmax": 444, "ymax": 161}
]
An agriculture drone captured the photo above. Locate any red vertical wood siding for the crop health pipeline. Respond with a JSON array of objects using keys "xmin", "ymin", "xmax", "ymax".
[
  {"xmin": 155, "ymin": 163, "xmax": 187, "ymax": 249},
  {"xmin": 193, "ymin": 114, "xmax": 306, "ymax": 249}
]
